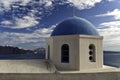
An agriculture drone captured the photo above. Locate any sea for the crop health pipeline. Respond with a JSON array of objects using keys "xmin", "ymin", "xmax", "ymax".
[
  {"xmin": 0, "ymin": 53, "xmax": 45, "ymax": 59},
  {"xmin": 104, "ymin": 52, "xmax": 120, "ymax": 67},
  {"xmin": 0, "ymin": 52, "xmax": 119, "ymax": 67}
]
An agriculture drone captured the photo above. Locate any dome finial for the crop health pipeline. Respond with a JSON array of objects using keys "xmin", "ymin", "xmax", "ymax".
[{"xmin": 72, "ymin": 7, "xmax": 76, "ymax": 17}]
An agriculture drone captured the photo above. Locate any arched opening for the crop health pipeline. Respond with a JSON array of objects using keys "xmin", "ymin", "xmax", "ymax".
[
  {"xmin": 89, "ymin": 44, "xmax": 96, "ymax": 62},
  {"xmin": 47, "ymin": 45, "xmax": 50, "ymax": 60},
  {"xmin": 61, "ymin": 44, "xmax": 69, "ymax": 63}
]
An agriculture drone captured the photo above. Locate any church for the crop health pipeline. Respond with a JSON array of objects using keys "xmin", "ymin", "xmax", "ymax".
[
  {"xmin": 0, "ymin": 17, "xmax": 118, "ymax": 80},
  {"xmin": 46, "ymin": 16, "xmax": 103, "ymax": 71}
]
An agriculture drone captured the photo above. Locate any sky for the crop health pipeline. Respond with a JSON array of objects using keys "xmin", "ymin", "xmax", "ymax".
[{"xmin": 0, "ymin": 0, "xmax": 120, "ymax": 51}]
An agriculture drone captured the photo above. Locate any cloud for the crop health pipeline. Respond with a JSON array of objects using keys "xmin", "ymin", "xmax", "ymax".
[
  {"xmin": 106, "ymin": 0, "xmax": 114, "ymax": 2},
  {"xmin": 100, "ymin": 21, "xmax": 120, "ymax": 28},
  {"xmin": 95, "ymin": 9, "xmax": 120, "ymax": 20},
  {"xmin": 0, "ymin": 25, "xmax": 56, "ymax": 49},
  {"xmin": 0, "ymin": 0, "xmax": 53, "ymax": 12},
  {"xmin": 95, "ymin": 8, "xmax": 120, "ymax": 51},
  {"xmin": 1, "ymin": 14, "xmax": 39, "ymax": 29},
  {"xmin": 98, "ymin": 21, "xmax": 120, "ymax": 51},
  {"xmin": 14, "ymin": 15, "xmax": 39, "ymax": 29},
  {"xmin": 43, "ymin": 0, "xmax": 53, "ymax": 7},
  {"xmin": 0, "ymin": 0, "xmax": 31, "ymax": 11},
  {"xmin": 0, "ymin": 0, "xmax": 102, "ymax": 12},
  {"xmin": 0, "ymin": 0, "xmax": 54, "ymax": 29},
  {"xmin": 1, "ymin": 20, "xmax": 13, "ymax": 25},
  {"xmin": 67, "ymin": 0, "xmax": 102, "ymax": 10}
]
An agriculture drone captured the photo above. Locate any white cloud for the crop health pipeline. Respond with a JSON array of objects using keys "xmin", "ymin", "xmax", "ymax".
[
  {"xmin": 0, "ymin": 0, "xmax": 31, "ymax": 11},
  {"xmin": 0, "ymin": 0, "xmax": 53, "ymax": 12},
  {"xmin": 1, "ymin": 14, "xmax": 39, "ymax": 29},
  {"xmin": 95, "ymin": 9, "xmax": 120, "ymax": 20},
  {"xmin": 14, "ymin": 15, "xmax": 39, "ymax": 29},
  {"xmin": 0, "ymin": 0, "xmax": 54, "ymax": 29},
  {"xmin": 0, "ymin": 25, "xmax": 55, "ymax": 49},
  {"xmin": 107, "ymin": 0, "xmax": 114, "ymax": 2},
  {"xmin": 43, "ymin": 0, "xmax": 53, "ymax": 7},
  {"xmin": 68, "ymin": 0, "xmax": 102, "ymax": 10},
  {"xmin": 100, "ymin": 21, "xmax": 120, "ymax": 27},
  {"xmin": 0, "ymin": 0, "xmax": 102, "ymax": 12},
  {"xmin": 106, "ymin": 0, "xmax": 119, "ymax": 2},
  {"xmin": 1, "ymin": 20, "xmax": 13, "ymax": 25},
  {"xmin": 98, "ymin": 21, "xmax": 120, "ymax": 51},
  {"xmin": 20, "ymin": 0, "xmax": 31, "ymax": 5},
  {"xmin": 94, "ymin": 8, "xmax": 120, "ymax": 51}
]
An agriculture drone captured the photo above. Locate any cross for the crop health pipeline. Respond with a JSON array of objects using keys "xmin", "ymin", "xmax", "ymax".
[{"xmin": 72, "ymin": 7, "xmax": 76, "ymax": 17}]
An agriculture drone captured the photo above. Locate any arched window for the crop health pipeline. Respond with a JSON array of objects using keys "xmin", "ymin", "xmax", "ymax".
[
  {"xmin": 89, "ymin": 44, "xmax": 96, "ymax": 62},
  {"xmin": 61, "ymin": 44, "xmax": 69, "ymax": 63}
]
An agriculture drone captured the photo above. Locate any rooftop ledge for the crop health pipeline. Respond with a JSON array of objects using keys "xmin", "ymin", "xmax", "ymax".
[{"xmin": 0, "ymin": 59, "xmax": 119, "ymax": 73}]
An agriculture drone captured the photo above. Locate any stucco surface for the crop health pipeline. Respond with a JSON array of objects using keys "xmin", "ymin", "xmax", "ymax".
[
  {"xmin": 0, "ymin": 72, "xmax": 119, "ymax": 80},
  {"xmin": 0, "ymin": 59, "xmax": 55, "ymax": 73}
]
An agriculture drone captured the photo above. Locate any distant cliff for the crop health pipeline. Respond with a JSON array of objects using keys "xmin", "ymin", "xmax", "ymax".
[
  {"xmin": 104, "ymin": 51, "xmax": 120, "ymax": 53},
  {"xmin": 0, "ymin": 46, "xmax": 46, "ymax": 54},
  {"xmin": 0, "ymin": 46, "xmax": 33, "ymax": 54}
]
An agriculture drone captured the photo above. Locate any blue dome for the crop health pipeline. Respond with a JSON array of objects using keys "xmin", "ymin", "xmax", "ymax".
[{"xmin": 51, "ymin": 17, "xmax": 99, "ymax": 36}]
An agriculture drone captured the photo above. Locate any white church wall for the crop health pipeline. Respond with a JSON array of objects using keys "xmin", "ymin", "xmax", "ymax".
[
  {"xmin": 51, "ymin": 35, "xmax": 80, "ymax": 70},
  {"xmin": 46, "ymin": 37, "xmax": 53, "ymax": 60}
]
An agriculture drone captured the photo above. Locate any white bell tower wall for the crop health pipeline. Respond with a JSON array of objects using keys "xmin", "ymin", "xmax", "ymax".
[{"xmin": 79, "ymin": 35, "xmax": 103, "ymax": 70}]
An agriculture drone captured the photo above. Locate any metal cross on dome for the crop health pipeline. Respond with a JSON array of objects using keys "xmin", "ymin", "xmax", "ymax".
[{"xmin": 72, "ymin": 7, "xmax": 76, "ymax": 17}]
